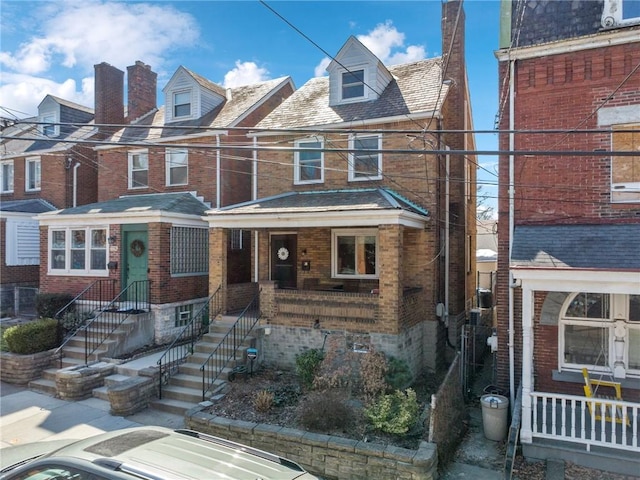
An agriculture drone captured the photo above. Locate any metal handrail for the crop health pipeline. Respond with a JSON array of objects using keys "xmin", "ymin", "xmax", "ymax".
[
  {"xmin": 54, "ymin": 279, "xmax": 117, "ymax": 367},
  {"xmin": 82, "ymin": 280, "xmax": 150, "ymax": 365},
  {"xmin": 200, "ymin": 290, "xmax": 261, "ymax": 401},
  {"xmin": 157, "ymin": 286, "xmax": 223, "ymax": 399}
]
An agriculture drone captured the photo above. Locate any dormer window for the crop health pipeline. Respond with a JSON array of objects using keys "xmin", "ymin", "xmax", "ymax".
[
  {"xmin": 39, "ymin": 111, "xmax": 58, "ymax": 137},
  {"xmin": 602, "ymin": 0, "xmax": 640, "ymax": 27},
  {"xmin": 173, "ymin": 91, "xmax": 191, "ymax": 118},
  {"xmin": 342, "ymin": 70, "xmax": 365, "ymax": 100}
]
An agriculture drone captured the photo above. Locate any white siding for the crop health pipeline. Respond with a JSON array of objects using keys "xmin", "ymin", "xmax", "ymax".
[{"xmin": 6, "ymin": 218, "xmax": 40, "ymax": 265}]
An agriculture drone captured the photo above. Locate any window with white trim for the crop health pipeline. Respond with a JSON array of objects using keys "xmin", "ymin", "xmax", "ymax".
[
  {"xmin": 332, "ymin": 229, "xmax": 378, "ymax": 278},
  {"xmin": 165, "ymin": 148, "xmax": 188, "ymax": 186},
  {"xmin": 342, "ymin": 69, "xmax": 365, "ymax": 100},
  {"xmin": 173, "ymin": 90, "xmax": 191, "ymax": 118},
  {"xmin": 25, "ymin": 157, "xmax": 41, "ymax": 191},
  {"xmin": 39, "ymin": 112, "xmax": 58, "ymax": 136},
  {"xmin": 602, "ymin": 0, "xmax": 640, "ymax": 27},
  {"xmin": 611, "ymin": 124, "xmax": 640, "ymax": 203},
  {"xmin": 348, "ymin": 134, "xmax": 382, "ymax": 181},
  {"xmin": 128, "ymin": 150, "xmax": 149, "ymax": 189},
  {"xmin": 294, "ymin": 137, "xmax": 323, "ymax": 184},
  {"xmin": 1, "ymin": 160, "xmax": 13, "ymax": 193},
  {"xmin": 231, "ymin": 229, "xmax": 244, "ymax": 250},
  {"xmin": 49, "ymin": 227, "xmax": 108, "ymax": 274},
  {"xmin": 560, "ymin": 293, "xmax": 640, "ymax": 378},
  {"xmin": 171, "ymin": 226, "xmax": 208, "ymax": 275}
]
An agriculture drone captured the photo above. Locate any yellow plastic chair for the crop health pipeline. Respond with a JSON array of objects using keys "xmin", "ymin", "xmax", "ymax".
[{"xmin": 582, "ymin": 368, "xmax": 630, "ymax": 426}]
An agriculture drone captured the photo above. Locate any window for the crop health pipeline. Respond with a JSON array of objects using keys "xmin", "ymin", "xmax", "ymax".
[
  {"xmin": 10, "ymin": 464, "xmax": 110, "ymax": 480},
  {"xmin": 602, "ymin": 0, "xmax": 640, "ymax": 27},
  {"xmin": 25, "ymin": 157, "xmax": 41, "ymax": 191},
  {"xmin": 165, "ymin": 148, "xmax": 188, "ymax": 186},
  {"xmin": 128, "ymin": 150, "xmax": 149, "ymax": 189},
  {"xmin": 611, "ymin": 125, "xmax": 640, "ymax": 203},
  {"xmin": 294, "ymin": 138, "xmax": 323, "ymax": 184},
  {"xmin": 560, "ymin": 293, "xmax": 640, "ymax": 377},
  {"xmin": 348, "ymin": 134, "xmax": 382, "ymax": 181},
  {"xmin": 39, "ymin": 112, "xmax": 58, "ymax": 136},
  {"xmin": 342, "ymin": 69, "xmax": 364, "ymax": 99},
  {"xmin": 332, "ymin": 229, "xmax": 378, "ymax": 278},
  {"xmin": 175, "ymin": 304, "xmax": 193, "ymax": 327},
  {"xmin": 49, "ymin": 227, "xmax": 108, "ymax": 274},
  {"xmin": 231, "ymin": 229, "xmax": 244, "ymax": 250},
  {"xmin": 173, "ymin": 90, "xmax": 191, "ymax": 118},
  {"xmin": 171, "ymin": 226, "xmax": 208, "ymax": 275},
  {"xmin": 1, "ymin": 160, "xmax": 13, "ymax": 193}
]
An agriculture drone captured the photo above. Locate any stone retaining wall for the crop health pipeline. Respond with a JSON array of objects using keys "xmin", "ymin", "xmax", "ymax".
[
  {"xmin": 0, "ymin": 349, "xmax": 57, "ymax": 385},
  {"xmin": 186, "ymin": 406, "xmax": 438, "ymax": 480},
  {"xmin": 55, "ymin": 362, "xmax": 115, "ymax": 400}
]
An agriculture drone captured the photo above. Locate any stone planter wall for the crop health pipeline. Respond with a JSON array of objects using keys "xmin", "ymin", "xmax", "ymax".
[
  {"xmin": 0, "ymin": 349, "xmax": 57, "ymax": 385},
  {"xmin": 55, "ymin": 362, "xmax": 115, "ymax": 400},
  {"xmin": 107, "ymin": 366, "xmax": 159, "ymax": 416},
  {"xmin": 186, "ymin": 407, "xmax": 438, "ymax": 480}
]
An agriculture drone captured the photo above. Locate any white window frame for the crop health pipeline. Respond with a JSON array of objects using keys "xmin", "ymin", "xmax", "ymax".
[
  {"xmin": 559, "ymin": 293, "xmax": 639, "ymax": 378},
  {"xmin": 294, "ymin": 137, "xmax": 324, "ymax": 185},
  {"xmin": 49, "ymin": 227, "xmax": 109, "ymax": 275},
  {"xmin": 39, "ymin": 111, "xmax": 58, "ymax": 137},
  {"xmin": 1, "ymin": 160, "xmax": 14, "ymax": 193},
  {"xmin": 348, "ymin": 134, "xmax": 382, "ymax": 181},
  {"xmin": 331, "ymin": 228, "xmax": 379, "ymax": 279},
  {"xmin": 342, "ymin": 69, "xmax": 365, "ymax": 101},
  {"xmin": 128, "ymin": 149, "xmax": 149, "ymax": 189},
  {"xmin": 5, "ymin": 218, "xmax": 39, "ymax": 266},
  {"xmin": 602, "ymin": 0, "xmax": 640, "ymax": 27},
  {"xmin": 611, "ymin": 124, "xmax": 640, "ymax": 203},
  {"xmin": 173, "ymin": 90, "xmax": 192, "ymax": 119},
  {"xmin": 25, "ymin": 157, "xmax": 41, "ymax": 192},
  {"xmin": 165, "ymin": 148, "xmax": 188, "ymax": 186}
]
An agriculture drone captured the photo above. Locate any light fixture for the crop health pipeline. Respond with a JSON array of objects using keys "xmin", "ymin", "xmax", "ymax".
[
  {"xmin": 108, "ymin": 235, "xmax": 117, "ymax": 245},
  {"xmin": 302, "ymin": 249, "xmax": 307, "ymax": 256}
]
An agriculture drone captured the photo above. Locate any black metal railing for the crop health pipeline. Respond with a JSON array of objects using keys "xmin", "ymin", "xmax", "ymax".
[
  {"xmin": 157, "ymin": 286, "xmax": 223, "ymax": 399},
  {"xmin": 200, "ymin": 291, "xmax": 261, "ymax": 401},
  {"xmin": 82, "ymin": 280, "xmax": 150, "ymax": 365},
  {"xmin": 54, "ymin": 279, "xmax": 117, "ymax": 366}
]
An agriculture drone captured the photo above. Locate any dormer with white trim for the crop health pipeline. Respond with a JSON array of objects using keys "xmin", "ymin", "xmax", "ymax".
[
  {"xmin": 37, "ymin": 95, "xmax": 93, "ymax": 138},
  {"xmin": 37, "ymin": 96, "xmax": 61, "ymax": 137},
  {"xmin": 327, "ymin": 36, "xmax": 393, "ymax": 107},
  {"xmin": 163, "ymin": 66, "xmax": 227, "ymax": 123}
]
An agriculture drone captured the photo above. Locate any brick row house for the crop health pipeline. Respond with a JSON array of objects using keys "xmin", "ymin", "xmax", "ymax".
[
  {"xmin": 0, "ymin": 96, "xmax": 97, "ymax": 316},
  {"xmin": 205, "ymin": 0, "xmax": 477, "ymax": 375},
  {"xmin": 495, "ymin": 0, "xmax": 639, "ymax": 473},
  {"xmin": 9, "ymin": 1, "xmax": 476, "ymax": 385}
]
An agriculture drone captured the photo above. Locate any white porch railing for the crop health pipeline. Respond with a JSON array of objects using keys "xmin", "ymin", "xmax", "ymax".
[{"xmin": 527, "ymin": 392, "xmax": 639, "ymax": 453}]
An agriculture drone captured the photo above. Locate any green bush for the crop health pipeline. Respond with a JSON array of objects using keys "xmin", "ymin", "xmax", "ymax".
[
  {"xmin": 364, "ymin": 388, "xmax": 420, "ymax": 435},
  {"xmin": 3, "ymin": 318, "xmax": 60, "ymax": 354},
  {"xmin": 36, "ymin": 293, "xmax": 74, "ymax": 319},
  {"xmin": 295, "ymin": 348, "xmax": 324, "ymax": 389},
  {"xmin": 385, "ymin": 356, "xmax": 413, "ymax": 391}
]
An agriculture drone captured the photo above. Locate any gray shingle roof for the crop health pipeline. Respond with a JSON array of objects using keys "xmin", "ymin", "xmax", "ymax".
[
  {"xmin": 111, "ymin": 76, "xmax": 292, "ymax": 142},
  {"xmin": 255, "ymin": 58, "xmax": 445, "ymax": 129},
  {"xmin": 512, "ymin": 224, "xmax": 640, "ymax": 270},
  {"xmin": 213, "ymin": 188, "xmax": 428, "ymax": 217},
  {"xmin": 53, "ymin": 192, "xmax": 209, "ymax": 216},
  {"xmin": 0, "ymin": 198, "xmax": 57, "ymax": 213}
]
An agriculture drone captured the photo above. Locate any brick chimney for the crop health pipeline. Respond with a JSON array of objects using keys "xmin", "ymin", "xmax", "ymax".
[
  {"xmin": 441, "ymin": 0, "xmax": 466, "ymax": 133},
  {"xmin": 127, "ymin": 61, "xmax": 157, "ymax": 122},
  {"xmin": 94, "ymin": 62, "xmax": 125, "ymax": 128}
]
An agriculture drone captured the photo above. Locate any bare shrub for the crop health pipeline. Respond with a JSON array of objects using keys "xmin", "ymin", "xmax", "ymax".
[
  {"xmin": 253, "ymin": 389, "xmax": 274, "ymax": 413},
  {"xmin": 297, "ymin": 390, "xmax": 355, "ymax": 432}
]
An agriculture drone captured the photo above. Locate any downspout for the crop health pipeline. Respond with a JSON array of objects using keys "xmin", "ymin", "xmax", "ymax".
[
  {"xmin": 508, "ymin": 58, "xmax": 516, "ymax": 408},
  {"xmin": 216, "ymin": 135, "xmax": 221, "ymax": 209},
  {"xmin": 253, "ymin": 136, "xmax": 259, "ymax": 283},
  {"xmin": 445, "ymin": 148, "xmax": 450, "ymax": 333},
  {"xmin": 73, "ymin": 162, "xmax": 80, "ymax": 207}
]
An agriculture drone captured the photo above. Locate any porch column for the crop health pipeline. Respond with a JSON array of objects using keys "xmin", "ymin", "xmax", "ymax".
[
  {"xmin": 520, "ymin": 283, "xmax": 534, "ymax": 443},
  {"xmin": 209, "ymin": 227, "xmax": 228, "ymax": 313},
  {"xmin": 378, "ymin": 224, "xmax": 402, "ymax": 334}
]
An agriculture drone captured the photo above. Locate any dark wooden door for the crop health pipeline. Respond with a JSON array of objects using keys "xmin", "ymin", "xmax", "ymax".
[{"xmin": 271, "ymin": 234, "xmax": 297, "ymax": 289}]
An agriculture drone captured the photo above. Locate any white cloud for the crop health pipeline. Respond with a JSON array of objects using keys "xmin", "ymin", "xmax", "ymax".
[
  {"xmin": 0, "ymin": 0, "xmax": 199, "ymax": 116},
  {"xmin": 313, "ymin": 21, "xmax": 426, "ymax": 77},
  {"xmin": 223, "ymin": 61, "xmax": 270, "ymax": 88},
  {"xmin": 314, "ymin": 57, "xmax": 331, "ymax": 78}
]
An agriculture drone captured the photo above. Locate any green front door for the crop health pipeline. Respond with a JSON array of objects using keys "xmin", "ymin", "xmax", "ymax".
[{"xmin": 124, "ymin": 230, "xmax": 148, "ymax": 303}]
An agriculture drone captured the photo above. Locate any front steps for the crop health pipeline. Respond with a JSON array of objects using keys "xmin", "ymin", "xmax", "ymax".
[{"xmin": 29, "ymin": 316, "xmax": 256, "ymax": 419}]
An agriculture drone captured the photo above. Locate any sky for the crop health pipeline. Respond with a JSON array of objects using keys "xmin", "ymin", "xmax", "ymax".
[{"xmin": 0, "ymin": 0, "xmax": 501, "ymax": 216}]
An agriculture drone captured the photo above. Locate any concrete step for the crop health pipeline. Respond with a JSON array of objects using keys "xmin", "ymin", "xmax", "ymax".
[
  {"xmin": 159, "ymin": 385, "xmax": 204, "ymax": 404},
  {"xmin": 168, "ymin": 373, "xmax": 204, "ymax": 390},
  {"xmin": 149, "ymin": 397, "xmax": 198, "ymax": 416},
  {"xmin": 92, "ymin": 385, "xmax": 110, "ymax": 401},
  {"xmin": 104, "ymin": 374, "xmax": 131, "ymax": 386},
  {"xmin": 29, "ymin": 378, "xmax": 57, "ymax": 396}
]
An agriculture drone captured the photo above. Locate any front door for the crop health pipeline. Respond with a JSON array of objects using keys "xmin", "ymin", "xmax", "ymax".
[
  {"xmin": 124, "ymin": 229, "xmax": 148, "ymax": 302},
  {"xmin": 271, "ymin": 234, "xmax": 297, "ymax": 289}
]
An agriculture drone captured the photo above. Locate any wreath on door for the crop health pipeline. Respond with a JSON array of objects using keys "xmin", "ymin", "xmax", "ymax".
[{"xmin": 130, "ymin": 239, "xmax": 145, "ymax": 257}]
